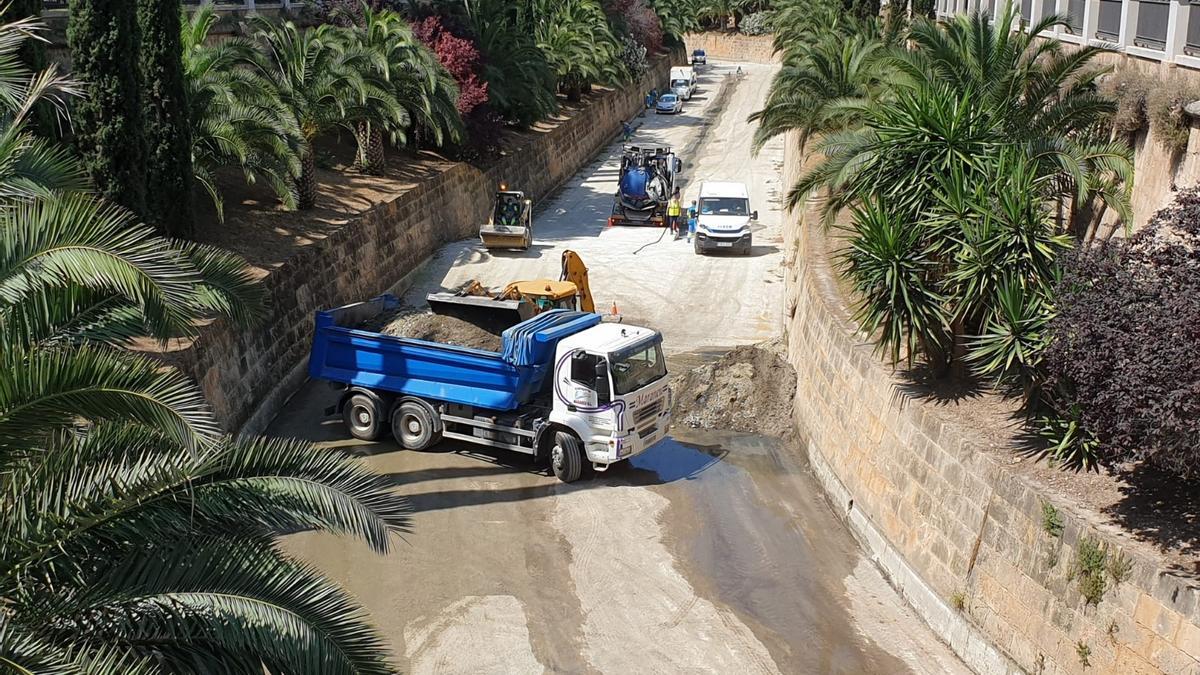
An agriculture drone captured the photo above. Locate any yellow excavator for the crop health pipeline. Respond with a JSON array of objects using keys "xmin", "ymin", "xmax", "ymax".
[{"xmin": 426, "ymin": 250, "xmax": 595, "ymax": 326}]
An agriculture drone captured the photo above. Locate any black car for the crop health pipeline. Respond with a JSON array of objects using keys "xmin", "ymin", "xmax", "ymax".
[{"xmin": 692, "ymin": 49, "xmax": 707, "ymax": 66}]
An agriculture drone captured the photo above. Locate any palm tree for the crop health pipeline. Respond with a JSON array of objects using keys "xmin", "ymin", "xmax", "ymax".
[
  {"xmin": 792, "ymin": 3, "xmax": 1131, "ymax": 225},
  {"xmin": 899, "ymin": 4, "xmax": 1133, "ymax": 230},
  {"xmin": 0, "ymin": 14, "xmax": 411, "ymax": 672},
  {"xmin": 467, "ymin": 0, "xmax": 559, "ymax": 127},
  {"xmin": 247, "ymin": 17, "xmax": 381, "ymax": 209},
  {"xmin": 182, "ymin": 5, "xmax": 303, "ymax": 220},
  {"xmin": 524, "ymin": 0, "xmax": 627, "ymax": 100},
  {"xmin": 647, "ymin": 0, "xmax": 702, "ymax": 41},
  {"xmin": 0, "ymin": 12, "xmax": 86, "ymax": 199},
  {"xmin": 749, "ymin": 33, "xmax": 889, "ymax": 153},
  {"xmin": 339, "ymin": 4, "xmax": 462, "ymax": 174},
  {"xmin": 785, "ymin": 3, "xmax": 1129, "ymax": 379}
]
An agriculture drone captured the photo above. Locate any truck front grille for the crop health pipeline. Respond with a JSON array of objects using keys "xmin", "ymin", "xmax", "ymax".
[{"xmin": 633, "ymin": 400, "xmax": 662, "ymax": 437}]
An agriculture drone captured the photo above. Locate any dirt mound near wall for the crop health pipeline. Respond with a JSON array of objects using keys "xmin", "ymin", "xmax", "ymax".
[
  {"xmin": 363, "ymin": 309, "xmax": 505, "ymax": 352},
  {"xmin": 670, "ymin": 338, "xmax": 797, "ymax": 438}
]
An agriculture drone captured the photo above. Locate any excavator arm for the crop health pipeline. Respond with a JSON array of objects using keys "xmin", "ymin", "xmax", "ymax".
[{"xmin": 560, "ymin": 250, "xmax": 594, "ymax": 313}]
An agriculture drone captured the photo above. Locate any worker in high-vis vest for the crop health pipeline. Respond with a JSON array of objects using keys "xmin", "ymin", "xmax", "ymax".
[{"xmin": 667, "ymin": 192, "xmax": 682, "ymax": 239}]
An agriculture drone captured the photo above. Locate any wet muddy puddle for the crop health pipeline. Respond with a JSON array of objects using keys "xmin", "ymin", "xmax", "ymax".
[{"xmin": 628, "ymin": 428, "xmax": 914, "ymax": 673}]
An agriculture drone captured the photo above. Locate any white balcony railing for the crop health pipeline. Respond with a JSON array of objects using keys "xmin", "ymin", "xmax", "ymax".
[{"xmin": 939, "ymin": 0, "xmax": 1200, "ymax": 71}]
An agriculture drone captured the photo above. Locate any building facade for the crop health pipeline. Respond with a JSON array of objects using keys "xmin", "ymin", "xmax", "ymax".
[{"xmin": 937, "ymin": 0, "xmax": 1200, "ymax": 71}]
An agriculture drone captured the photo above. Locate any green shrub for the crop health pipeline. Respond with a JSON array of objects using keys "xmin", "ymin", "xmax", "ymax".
[
  {"xmin": 740, "ymin": 12, "xmax": 771, "ymax": 35},
  {"xmin": 1075, "ymin": 537, "xmax": 1108, "ymax": 605},
  {"xmin": 1041, "ymin": 500, "xmax": 1064, "ymax": 537}
]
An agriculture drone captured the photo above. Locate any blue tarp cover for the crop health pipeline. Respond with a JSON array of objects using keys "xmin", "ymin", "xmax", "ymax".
[{"xmin": 501, "ymin": 310, "xmax": 601, "ymax": 367}]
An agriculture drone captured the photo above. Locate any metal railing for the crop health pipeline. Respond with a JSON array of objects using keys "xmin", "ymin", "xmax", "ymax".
[{"xmin": 944, "ymin": 0, "xmax": 1200, "ymax": 69}]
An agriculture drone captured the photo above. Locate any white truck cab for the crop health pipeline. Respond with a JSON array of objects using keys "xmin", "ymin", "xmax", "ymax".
[
  {"xmin": 670, "ymin": 66, "xmax": 697, "ymax": 100},
  {"xmin": 550, "ymin": 323, "xmax": 671, "ymax": 473},
  {"xmin": 693, "ymin": 181, "xmax": 758, "ymax": 255}
]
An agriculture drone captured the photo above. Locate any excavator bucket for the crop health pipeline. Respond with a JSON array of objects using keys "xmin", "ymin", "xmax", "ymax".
[{"xmin": 425, "ymin": 292, "xmax": 533, "ymax": 328}]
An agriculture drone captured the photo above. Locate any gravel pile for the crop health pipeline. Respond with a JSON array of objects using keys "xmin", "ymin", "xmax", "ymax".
[
  {"xmin": 363, "ymin": 308, "xmax": 505, "ymax": 352},
  {"xmin": 670, "ymin": 338, "xmax": 797, "ymax": 438}
]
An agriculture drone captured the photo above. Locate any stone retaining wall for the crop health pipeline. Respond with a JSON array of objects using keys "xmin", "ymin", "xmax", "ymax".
[
  {"xmin": 781, "ymin": 130, "xmax": 1200, "ymax": 675},
  {"xmin": 176, "ymin": 55, "xmax": 675, "ymax": 433},
  {"xmin": 683, "ymin": 32, "xmax": 776, "ymax": 64}
]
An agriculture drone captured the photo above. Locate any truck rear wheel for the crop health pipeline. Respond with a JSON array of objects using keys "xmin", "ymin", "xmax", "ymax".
[
  {"xmin": 551, "ymin": 431, "xmax": 584, "ymax": 483},
  {"xmin": 344, "ymin": 393, "xmax": 386, "ymax": 441},
  {"xmin": 393, "ymin": 401, "xmax": 440, "ymax": 451}
]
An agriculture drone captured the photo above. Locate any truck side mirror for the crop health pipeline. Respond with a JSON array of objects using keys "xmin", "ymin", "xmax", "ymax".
[
  {"xmin": 594, "ymin": 360, "xmax": 611, "ymax": 405},
  {"xmin": 751, "ymin": 211, "xmax": 759, "ymax": 221}
]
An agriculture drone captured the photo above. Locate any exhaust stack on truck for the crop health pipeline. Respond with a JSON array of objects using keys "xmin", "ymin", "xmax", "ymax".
[{"xmin": 309, "ymin": 296, "xmax": 671, "ymax": 482}]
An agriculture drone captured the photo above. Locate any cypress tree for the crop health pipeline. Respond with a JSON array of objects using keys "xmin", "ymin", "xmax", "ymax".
[
  {"xmin": 2, "ymin": 0, "xmax": 57, "ymax": 139},
  {"xmin": 138, "ymin": 0, "xmax": 193, "ymax": 237},
  {"xmin": 67, "ymin": 0, "xmax": 147, "ymax": 218}
]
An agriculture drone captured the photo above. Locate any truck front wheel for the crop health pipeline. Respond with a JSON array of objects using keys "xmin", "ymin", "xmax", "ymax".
[
  {"xmin": 393, "ymin": 401, "xmax": 440, "ymax": 451},
  {"xmin": 551, "ymin": 432, "xmax": 584, "ymax": 483},
  {"xmin": 344, "ymin": 393, "xmax": 386, "ymax": 441}
]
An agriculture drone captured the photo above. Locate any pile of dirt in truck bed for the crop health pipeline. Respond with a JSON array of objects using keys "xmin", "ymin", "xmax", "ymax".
[
  {"xmin": 362, "ymin": 308, "xmax": 504, "ymax": 352},
  {"xmin": 670, "ymin": 338, "xmax": 797, "ymax": 438}
]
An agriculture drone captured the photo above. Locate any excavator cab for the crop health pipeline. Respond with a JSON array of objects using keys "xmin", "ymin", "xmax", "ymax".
[{"xmin": 479, "ymin": 187, "xmax": 533, "ymax": 250}]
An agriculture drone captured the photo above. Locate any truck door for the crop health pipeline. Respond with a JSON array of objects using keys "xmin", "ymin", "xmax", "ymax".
[{"xmin": 568, "ymin": 352, "xmax": 611, "ymax": 409}]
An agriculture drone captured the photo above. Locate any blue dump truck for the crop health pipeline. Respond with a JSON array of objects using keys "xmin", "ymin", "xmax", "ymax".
[
  {"xmin": 308, "ymin": 296, "xmax": 672, "ymax": 482},
  {"xmin": 607, "ymin": 144, "xmax": 681, "ymax": 227}
]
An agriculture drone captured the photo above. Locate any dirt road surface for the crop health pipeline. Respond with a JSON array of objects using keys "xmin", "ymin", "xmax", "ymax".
[{"xmin": 272, "ymin": 63, "xmax": 969, "ymax": 673}]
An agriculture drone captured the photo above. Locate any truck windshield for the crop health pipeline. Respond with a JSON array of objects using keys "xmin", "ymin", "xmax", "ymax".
[
  {"xmin": 610, "ymin": 340, "xmax": 667, "ymax": 395},
  {"xmin": 699, "ymin": 197, "xmax": 749, "ymax": 216},
  {"xmin": 671, "ymin": 79, "xmax": 688, "ymax": 88}
]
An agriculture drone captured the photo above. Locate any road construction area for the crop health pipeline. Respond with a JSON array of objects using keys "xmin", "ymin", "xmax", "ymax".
[{"xmin": 273, "ymin": 62, "xmax": 968, "ymax": 673}]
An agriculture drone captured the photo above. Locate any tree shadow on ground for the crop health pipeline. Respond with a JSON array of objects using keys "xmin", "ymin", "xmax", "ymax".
[
  {"xmin": 1105, "ymin": 466, "xmax": 1200, "ymax": 574},
  {"xmin": 892, "ymin": 362, "xmax": 992, "ymax": 407}
]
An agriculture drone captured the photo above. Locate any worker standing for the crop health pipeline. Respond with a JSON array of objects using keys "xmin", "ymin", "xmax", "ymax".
[{"xmin": 667, "ymin": 191, "xmax": 682, "ymax": 240}]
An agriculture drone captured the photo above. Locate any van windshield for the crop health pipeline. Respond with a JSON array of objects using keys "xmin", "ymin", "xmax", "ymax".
[
  {"xmin": 699, "ymin": 197, "xmax": 749, "ymax": 216},
  {"xmin": 671, "ymin": 79, "xmax": 688, "ymax": 88},
  {"xmin": 610, "ymin": 339, "xmax": 667, "ymax": 395}
]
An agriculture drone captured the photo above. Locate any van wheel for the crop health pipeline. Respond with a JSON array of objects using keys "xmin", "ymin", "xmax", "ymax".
[
  {"xmin": 344, "ymin": 393, "xmax": 386, "ymax": 441},
  {"xmin": 551, "ymin": 432, "xmax": 584, "ymax": 483},
  {"xmin": 393, "ymin": 401, "xmax": 440, "ymax": 451},
  {"xmin": 694, "ymin": 239, "xmax": 703, "ymax": 255}
]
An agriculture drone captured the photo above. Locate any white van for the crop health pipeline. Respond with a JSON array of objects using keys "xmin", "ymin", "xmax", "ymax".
[
  {"xmin": 693, "ymin": 181, "xmax": 757, "ymax": 255},
  {"xmin": 670, "ymin": 66, "xmax": 697, "ymax": 100}
]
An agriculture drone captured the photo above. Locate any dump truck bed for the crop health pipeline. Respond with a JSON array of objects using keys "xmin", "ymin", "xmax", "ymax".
[{"xmin": 308, "ymin": 296, "xmax": 601, "ymax": 412}]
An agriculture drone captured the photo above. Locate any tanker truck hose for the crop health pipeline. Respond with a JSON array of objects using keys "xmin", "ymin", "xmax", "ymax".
[{"xmin": 631, "ymin": 223, "xmax": 669, "ymax": 255}]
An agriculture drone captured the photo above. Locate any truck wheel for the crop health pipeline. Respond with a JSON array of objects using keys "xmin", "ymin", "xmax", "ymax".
[
  {"xmin": 693, "ymin": 239, "xmax": 703, "ymax": 255},
  {"xmin": 551, "ymin": 432, "xmax": 584, "ymax": 483},
  {"xmin": 393, "ymin": 401, "xmax": 440, "ymax": 451},
  {"xmin": 344, "ymin": 393, "xmax": 386, "ymax": 441}
]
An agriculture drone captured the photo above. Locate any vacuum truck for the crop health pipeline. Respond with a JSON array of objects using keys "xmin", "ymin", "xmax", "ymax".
[
  {"xmin": 607, "ymin": 144, "xmax": 681, "ymax": 227},
  {"xmin": 308, "ymin": 297, "xmax": 672, "ymax": 482}
]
